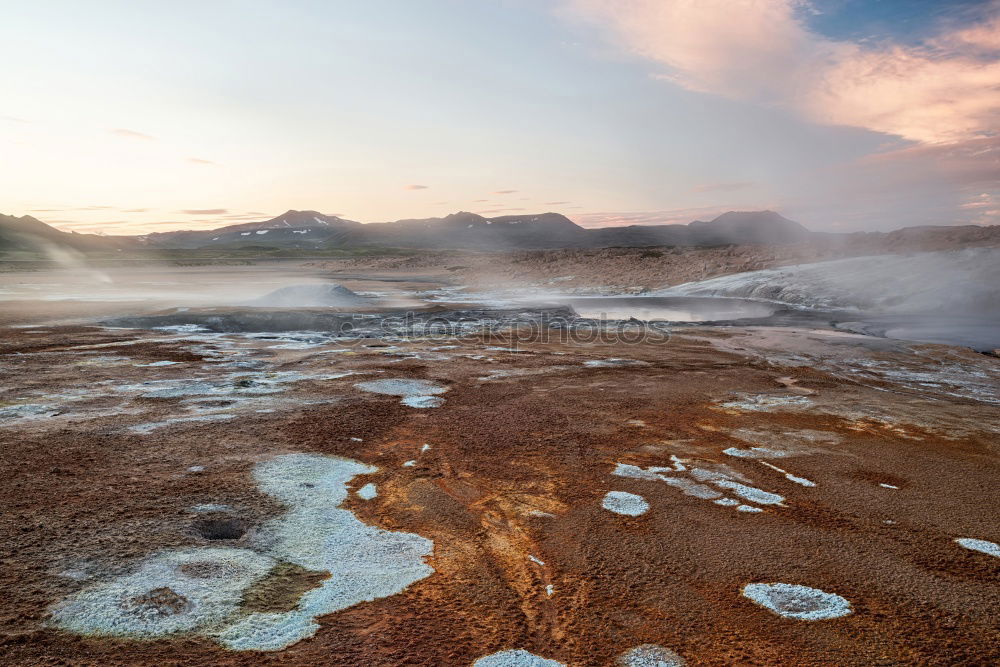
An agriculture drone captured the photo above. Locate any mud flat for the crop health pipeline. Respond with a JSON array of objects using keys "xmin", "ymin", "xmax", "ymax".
[{"xmin": 0, "ymin": 285, "xmax": 998, "ymax": 665}]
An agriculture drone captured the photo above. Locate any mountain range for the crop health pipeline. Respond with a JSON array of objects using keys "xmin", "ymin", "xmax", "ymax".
[
  {"xmin": 0, "ymin": 209, "xmax": 814, "ymax": 252},
  {"xmin": 1, "ymin": 209, "xmax": 996, "ymax": 254}
]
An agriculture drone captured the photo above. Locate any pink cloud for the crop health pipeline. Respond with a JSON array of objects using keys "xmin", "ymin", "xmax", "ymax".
[
  {"xmin": 958, "ymin": 193, "xmax": 1000, "ymax": 224},
  {"xmin": 692, "ymin": 181, "xmax": 754, "ymax": 193},
  {"xmin": 563, "ymin": 0, "xmax": 1000, "ymax": 144},
  {"xmin": 573, "ymin": 204, "xmax": 747, "ymax": 228},
  {"xmin": 404, "ymin": 184, "xmax": 429, "ymax": 190},
  {"xmin": 857, "ymin": 137, "xmax": 1000, "ymax": 187}
]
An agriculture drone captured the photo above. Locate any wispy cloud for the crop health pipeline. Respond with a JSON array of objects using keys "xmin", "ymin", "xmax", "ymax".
[
  {"xmin": 110, "ymin": 128, "xmax": 155, "ymax": 140},
  {"xmin": 692, "ymin": 181, "xmax": 754, "ymax": 193},
  {"xmin": 858, "ymin": 137, "xmax": 1000, "ymax": 187},
  {"xmin": 140, "ymin": 219, "xmax": 230, "ymax": 226},
  {"xmin": 493, "ymin": 189, "xmax": 518, "ymax": 194},
  {"xmin": 959, "ymin": 192, "xmax": 1000, "ymax": 225},
  {"xmin": 2, "ymin": 115, "xmax": 29, "ymax": 123},
  {"xmin": 476, "ymin": 207, "xmax": 531, "ymax": 215},
  {"xmin": 564, "ymin": 0, "xmax": 1000, "ymax": 144},
  {"xmin": 543, "ymin": 201, "xmax": 570, "ymax": 205},
  {"xmin": 179, "ymin": 208, "xmax": 228, "ymax": 215},
  {"xmin": 805, "ymin": 136, "xmax": 1000, "ymax": 228},
  {"xmin": 404, "ymin": 184, "xmax": 429, "ymax": 190},
  {"xmin": 188, "ymin": 157, "xmax": 216, "ymax": 165}
]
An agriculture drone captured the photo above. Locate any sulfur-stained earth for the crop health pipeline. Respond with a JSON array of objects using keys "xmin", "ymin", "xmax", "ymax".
[{"xmin": 0, "ymin": 303, "xmax": 998, "ymax": 665}]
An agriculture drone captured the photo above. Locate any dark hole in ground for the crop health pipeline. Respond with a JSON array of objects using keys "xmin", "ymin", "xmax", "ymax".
[{"xmin": 193, "ymin": 517, "xmax": 248, "ymax": 541}]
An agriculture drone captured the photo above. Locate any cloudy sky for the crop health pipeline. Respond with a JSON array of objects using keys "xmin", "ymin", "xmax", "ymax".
[{"xmin": 1, "ymin": 0, "xmax": 997, "ymax": 234}]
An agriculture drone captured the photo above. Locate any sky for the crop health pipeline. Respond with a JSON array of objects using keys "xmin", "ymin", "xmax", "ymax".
[{"xmin": 1, "ymin": 0, "xmax": 997, "ymax": 234}]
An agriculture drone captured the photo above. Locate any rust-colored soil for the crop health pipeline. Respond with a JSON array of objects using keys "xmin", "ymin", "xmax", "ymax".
[{"xmin": 0, "ymin": 305, "xmax": 998, "ymax": 665}]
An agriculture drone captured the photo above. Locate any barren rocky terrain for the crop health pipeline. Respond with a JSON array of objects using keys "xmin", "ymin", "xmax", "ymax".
[
  {"xmin": 0, "ymin": 261, "xmax": 997, "ymax": 665},
  {"xmin": 310, "ymin": 225, "xmax": 1000, "ymax": 295}
]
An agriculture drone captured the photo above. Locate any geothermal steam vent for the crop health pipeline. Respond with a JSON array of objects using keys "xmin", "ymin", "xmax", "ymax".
[{"xmin": 246, "ymin": 283, "xmax": 369, "ymax": 308}]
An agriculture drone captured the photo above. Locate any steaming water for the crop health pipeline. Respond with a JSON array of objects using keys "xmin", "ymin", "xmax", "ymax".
[
  {"xmin": 838, "ymin": 315, "xmax": 1000, "ymax": 352},
  {"xmin": 562, "ymin": 296, "xmax": 775, "ymax": 322},
  {"xmin": 656, "ymin": 249, "xmax": 1000, "ymax": 350},
  {"xmin": 656, "ymin": 249, "xmax": 1000, "ymax": 314},
  {"xmin": 0, "ymin": 266, "xmax": 332, "ymax": 305},
  {"xmin": 6, "ymin": 254, "xmax": 997, "ymax": 350}
]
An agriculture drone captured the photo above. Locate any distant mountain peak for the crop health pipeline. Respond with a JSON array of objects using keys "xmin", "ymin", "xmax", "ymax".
[
  {"xmin": 0, "ymin": 212, "xmax": 135, "ymax": 252},
  {"xmin": 710, "ymin": 210, "xmax": 796, "ymax": 224},
  {"xmin": 442, "ymin": 211, "xmax": 488, "ymax": 225},
  {"xmin": 687, "ymin": 210, "xmax": 809, "ymax": 244},
  {"xmin": 270, "ymin": 210, "xmax": 358, "ymax": 227}
]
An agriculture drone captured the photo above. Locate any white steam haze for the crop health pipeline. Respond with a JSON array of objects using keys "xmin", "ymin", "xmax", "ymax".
[
  {"xmin": 39, "ymin": 241, "xmax": 112, "ymax": 286},
  {"xmin": 658, "ymin": 249, "xmax": 1000, "ymax": 314},
  {"xmin": 0, "ymin": 264, "xmax": 330, "ymax": 307}
]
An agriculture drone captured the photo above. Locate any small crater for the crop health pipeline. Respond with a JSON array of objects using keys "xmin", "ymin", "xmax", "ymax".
[{"xmin": 193, "ymin": 517, "xmax": 248, "ymax": 541}]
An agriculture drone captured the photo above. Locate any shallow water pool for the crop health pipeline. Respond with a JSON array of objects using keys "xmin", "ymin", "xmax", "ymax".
[{"xmin": 560, "ymin": 296, "xmax": 776, "ymax": 322}]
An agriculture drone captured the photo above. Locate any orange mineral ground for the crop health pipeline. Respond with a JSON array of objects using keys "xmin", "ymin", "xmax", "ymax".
[{"xmin": 0, "ymin": 299, "xmax": 998, "ymax": 666}]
